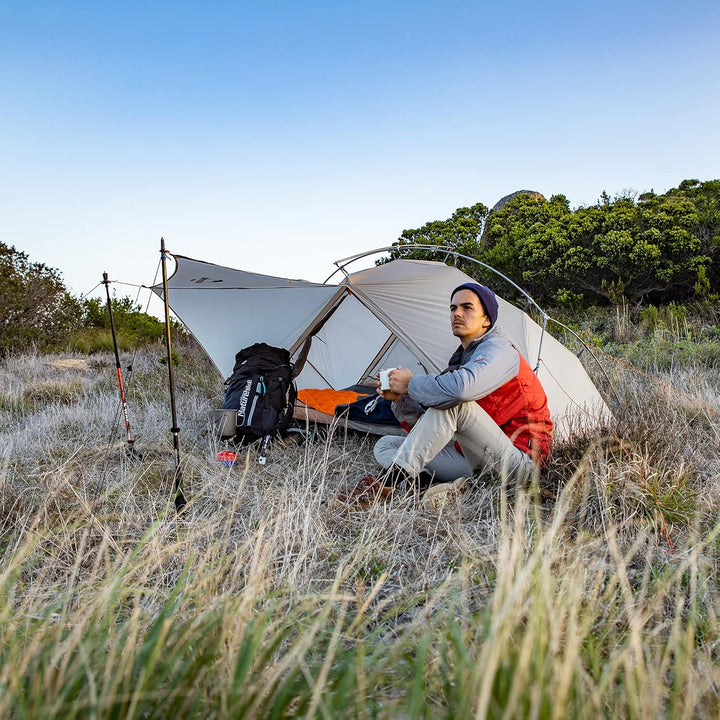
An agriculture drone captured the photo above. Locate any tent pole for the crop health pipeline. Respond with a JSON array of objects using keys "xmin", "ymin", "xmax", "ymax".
[
  {"xmin": 327, "ymin": 243, "xmax": 554, "ymax": 373},
  {"xmin": 103, "ymin": 272, "xmax": 141, "ymax": 459},
  {"xmin": 328, "ymin": 244, "xmax": 546, "ymax": 318},
  {"xmin": 160, "ymin": 238, "xmax": 187, "ymax": 512}
]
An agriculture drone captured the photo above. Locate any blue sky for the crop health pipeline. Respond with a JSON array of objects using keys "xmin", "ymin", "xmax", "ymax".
[{"xmin": 1, "ymin": 0, "xmax": 718, "ymax": 305}]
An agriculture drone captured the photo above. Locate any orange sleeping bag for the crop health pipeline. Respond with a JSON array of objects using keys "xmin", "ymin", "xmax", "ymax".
[{"xmin": 297, "ymin": 388, "xmax": 370, "ymax": 416}]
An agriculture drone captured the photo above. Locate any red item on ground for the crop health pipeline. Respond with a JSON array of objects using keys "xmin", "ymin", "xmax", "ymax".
[{"xmin": 217, "ymin": 450, "xmax": 238, "ymax": 466}]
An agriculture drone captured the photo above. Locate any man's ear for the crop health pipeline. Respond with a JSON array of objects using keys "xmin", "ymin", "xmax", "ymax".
[{"xmin": 482, "ymin": 316, "xmax": 491, "ymax": 329}]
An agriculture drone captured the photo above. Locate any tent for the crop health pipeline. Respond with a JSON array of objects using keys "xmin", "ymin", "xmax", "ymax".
[{"xmin": 152, "ymin": 249, "xmax": 610, "ymax": 440}]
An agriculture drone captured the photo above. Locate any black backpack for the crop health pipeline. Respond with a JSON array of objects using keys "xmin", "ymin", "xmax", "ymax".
[{"xmin": 222, "ymin": 343, "xmax": 297, "ymax": 445}]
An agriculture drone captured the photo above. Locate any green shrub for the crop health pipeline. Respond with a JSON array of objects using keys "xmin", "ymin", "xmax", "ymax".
[
  {"xmin": 78, "ymin": 297, "xmax": 166, "ymax": 347},
  {"xmin": 0, "ymin": 242, "xmax": 82, "ymax": 356}
]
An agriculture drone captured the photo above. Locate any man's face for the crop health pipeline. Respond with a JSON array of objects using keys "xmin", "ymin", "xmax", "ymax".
[{"xmin": 450, "ymin": 289, "xmax": 491, "ymax": 345}]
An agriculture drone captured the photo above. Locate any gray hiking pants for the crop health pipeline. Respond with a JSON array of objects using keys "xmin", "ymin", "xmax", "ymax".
[{"xmin": 373, "ymin": 401, "xmax": 533, "ymax": 483}]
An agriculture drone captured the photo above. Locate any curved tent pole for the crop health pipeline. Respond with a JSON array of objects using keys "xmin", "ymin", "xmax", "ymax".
[
  {"xmin": 324, "ymin": 244, "xmax": 549, "ymax": 370},
  {"xmin": 326, "ymin": 244, "xmax": 547, "ymax": 318},
  {"xmin": 325, "ymin": 244, "xmax": 615, "ymax": 399}
]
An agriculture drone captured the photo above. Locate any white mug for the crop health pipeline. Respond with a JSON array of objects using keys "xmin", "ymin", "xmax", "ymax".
[{"xmin": 379, "ymin": 368, "xmax": 397, "ymax": 391}]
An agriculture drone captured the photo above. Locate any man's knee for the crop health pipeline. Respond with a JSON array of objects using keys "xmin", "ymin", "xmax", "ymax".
[
  {"xmin": 417, "ymin": 405, "xmax": 459, "ymax": 430},
  {"xmin": 373, "ymin": 435, "xmax": 404, "ymax": 468}
]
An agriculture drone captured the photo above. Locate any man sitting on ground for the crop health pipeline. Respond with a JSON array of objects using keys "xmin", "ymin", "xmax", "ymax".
[{"xmin": 337, "ymin": 282, "xmax": 553, "ymax": 508}]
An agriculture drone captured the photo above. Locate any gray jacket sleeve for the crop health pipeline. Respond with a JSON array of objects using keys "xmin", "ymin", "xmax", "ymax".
[{"xmin": 406, "ymin": 332, "xmax": 520, "ymax": 410}]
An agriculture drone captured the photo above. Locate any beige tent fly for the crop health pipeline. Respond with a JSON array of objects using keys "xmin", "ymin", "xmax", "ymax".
[{"xmin": 152, "ymin": 248, "xmax": 610, "ymax": 440}]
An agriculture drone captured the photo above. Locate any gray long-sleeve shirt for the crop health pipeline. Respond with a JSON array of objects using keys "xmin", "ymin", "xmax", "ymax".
[{"xmin": 407, "ymin": 328, "xmax": 520, "ymax": 410}]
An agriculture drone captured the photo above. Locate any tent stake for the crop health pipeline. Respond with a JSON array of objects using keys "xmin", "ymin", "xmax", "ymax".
[
  {"xmin": 103, "ymin": 272, "xmax": 141, "ymax": 460},
  {"xmin": 160, "ymin": 238, "xmax": 187, "ymax": 512}
]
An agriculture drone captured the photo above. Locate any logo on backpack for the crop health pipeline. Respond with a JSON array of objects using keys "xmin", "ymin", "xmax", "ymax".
[{"xmin": 235, "ymin": 378, "xmax": 254, "ymax": 425}]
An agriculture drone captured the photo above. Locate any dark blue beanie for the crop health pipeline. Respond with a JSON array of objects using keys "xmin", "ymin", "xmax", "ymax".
[{"xmin": 451, "ymin": 283, "xmax": 499, "ymax": 328}]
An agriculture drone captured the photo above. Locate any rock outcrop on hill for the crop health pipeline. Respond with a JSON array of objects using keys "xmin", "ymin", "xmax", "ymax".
[{"xmin": 489, "ymin": 190, "xmax": 546, "ymax": 215}]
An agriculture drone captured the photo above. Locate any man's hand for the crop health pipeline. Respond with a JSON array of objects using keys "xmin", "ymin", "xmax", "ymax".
[{"xmin": 376, "ymin": 367, "xmax": 413, "ymax": 401}]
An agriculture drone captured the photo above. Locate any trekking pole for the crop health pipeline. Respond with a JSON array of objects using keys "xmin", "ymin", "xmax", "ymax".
[
  {"xmin": 103, "ymin": 272, "xmax": 141, "ymax": 460},
  {"xmin": 160, "ymin": 238, "xmax": 187, "ymax": 512}
]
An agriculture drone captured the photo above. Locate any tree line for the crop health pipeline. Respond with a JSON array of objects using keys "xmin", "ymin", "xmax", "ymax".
[
  {"xmin": 2, "ymin": 178, "xmax": 718, "ymax": 355},
  {"xmin": 391, "ymin": 179, "xmax": 719, "ymax": 308},
  {"xmin": 0, "ymin": 243, "xmax": 165, "ymax": 356}
]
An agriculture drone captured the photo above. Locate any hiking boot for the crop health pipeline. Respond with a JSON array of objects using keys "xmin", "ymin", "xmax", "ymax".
[
  {"xmin": 420, "ymin": 476, "xmax": 469, "ymax": 513},
  {"xmin": 333, "ymin": 475, "xmax": 394, "ymax": 510}
]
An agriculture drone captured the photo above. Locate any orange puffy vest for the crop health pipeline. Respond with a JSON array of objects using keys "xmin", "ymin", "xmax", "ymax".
[{"xmin": 476, "ymin": 354, "xmax": 553, "ymax": 464}]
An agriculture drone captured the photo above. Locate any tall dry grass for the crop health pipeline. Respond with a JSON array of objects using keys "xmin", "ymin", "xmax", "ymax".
[{"xmin": 1, "ymin": 331, "xmax": 719, "ymax": 718}]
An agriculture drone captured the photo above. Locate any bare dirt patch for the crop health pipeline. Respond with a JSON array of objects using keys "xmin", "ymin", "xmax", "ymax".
[{"xmin": 47, "ymin": 358, "xmax": 90, "ymax": 370}]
